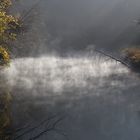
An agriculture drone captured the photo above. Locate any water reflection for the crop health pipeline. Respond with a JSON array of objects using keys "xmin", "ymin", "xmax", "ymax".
[{"xmin": 1, "ymin": 55, "xmax": 140, "ymax": 139}]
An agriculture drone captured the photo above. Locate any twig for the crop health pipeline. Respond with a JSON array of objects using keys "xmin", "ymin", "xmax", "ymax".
[{"xmin": 21, "ymin": 0, "xmax": 42, "ymax": 22}]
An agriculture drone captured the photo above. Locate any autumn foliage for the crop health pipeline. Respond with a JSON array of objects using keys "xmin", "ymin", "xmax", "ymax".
[
  {"xmin": 121, "ymin": 47, "xmax": 140, "ymax": 70},
  {"xmin": 0, "ymin": 0, "xmax": 12, "ymax": 11},
  {"xmin": 0, "ymin": 0, "xmax": 21, "ymax": 139},
  {"xmin": 0, "ymin": 0, "xmax": 21, "ymax": 66}
]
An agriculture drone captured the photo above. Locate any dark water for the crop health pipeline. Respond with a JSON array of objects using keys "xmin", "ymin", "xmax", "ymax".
[
  {"xmin": 1, "ymin": 55, "xmax": 140, "ymax": 140},
  {"xmin": 2, "ymin": 0, "xmax": 140, "ymax": 139}
]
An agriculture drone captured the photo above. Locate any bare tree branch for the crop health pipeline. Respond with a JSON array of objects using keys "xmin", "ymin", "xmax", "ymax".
[
  {"xmin": 94, "ymin": 49, "xmax": 131, "ymax": 69},
  {"xmin": 21, "ymin": 0, "xmax": 42, "ymax": 22}
]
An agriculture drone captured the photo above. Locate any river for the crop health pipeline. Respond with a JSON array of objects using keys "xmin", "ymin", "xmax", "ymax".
[
  {"xmin": 2, "ymin": 0, "xmax": 140, "ymax": 139},
  {"xmin": 1, "ymin": 54, "xmax": 140, "ymax": 140}
]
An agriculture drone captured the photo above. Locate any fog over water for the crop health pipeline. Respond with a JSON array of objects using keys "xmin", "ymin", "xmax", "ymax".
[
  {"xmin": 11, "ymin": 0, "xmax": 140, "ymax": 56},
  {"xmin": 2, "ymin": 54, "xmax": 140, "ymax": 140},
  {"xmin": 2, "ymin": 0, "xmax": 140, "ymax": 139}
]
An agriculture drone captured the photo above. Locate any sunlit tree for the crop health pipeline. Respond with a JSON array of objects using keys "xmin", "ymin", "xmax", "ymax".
[
  {"xmin": 122, "ymin": 47, "xmax": 140, "ymax": 69},
  {"xmin": 0, "ymin": 0, "xmax": 21, "ymax": 65},
  {"xmin": 0, "ymin": 0, "xmax": 12, "ymax": 11},
  {"xmin": 0, "ymin": 0, "xmax": 21, "ymax": 139}
]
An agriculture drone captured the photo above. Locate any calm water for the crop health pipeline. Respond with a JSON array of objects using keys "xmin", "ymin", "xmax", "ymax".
[
  {"xmin": 1, "ymin": 54, "xmax": 140, "ymax": 140},
  {"xmin": 3, "ymin": 0, "xmax": 140, "ymax": 139}
]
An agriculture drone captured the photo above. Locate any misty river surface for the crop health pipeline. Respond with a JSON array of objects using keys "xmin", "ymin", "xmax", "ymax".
[
  {"xmin": 1, "ymin": 55, "xmax": 140, "ymax": 140},
  {"xmin": 3, "ymin": 0, "xmax": 140, "ymax": 139}
]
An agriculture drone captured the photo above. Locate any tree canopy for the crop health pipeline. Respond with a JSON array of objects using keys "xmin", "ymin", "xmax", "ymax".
[{"xmin": 122, "ymin": 47, "xmax": 140, "ymax": 71}]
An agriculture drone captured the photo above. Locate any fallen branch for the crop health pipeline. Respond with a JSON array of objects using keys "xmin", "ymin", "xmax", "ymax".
[{"xmin": 94, "ymin": 49, "xmax": 131, "ymax": 69}]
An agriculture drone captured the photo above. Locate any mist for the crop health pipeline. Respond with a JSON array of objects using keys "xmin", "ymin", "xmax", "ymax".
[
  {"xmin": 3, "ymin": 0, "xmax": 140, "ymax": 139},
  {"xmin": 9, "ymin": 0, "xmax": 140, "ymax": 57},
  {"xmin": 43, "ymin": 0, "xmax": 140, "ymax": 54}
]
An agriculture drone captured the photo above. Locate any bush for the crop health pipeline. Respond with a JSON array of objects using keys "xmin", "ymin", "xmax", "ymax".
[
  {"xmin": 0, "ymin": 0, "xmax": 12, "ymax": 11},
  {"xmin": 0, "ymin": 46, "xmax": 10, "ymax": 66},
  {"xmin": 0, "ymin": 0, "xmax": 21, "ymax": 65},
  {"xmin": 0, "ymin": 1, "xmax": 20, "ymax": 139},
  {"xmin": 122, "ymin": 47, "xmax": 140, "ymax": 63}
]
